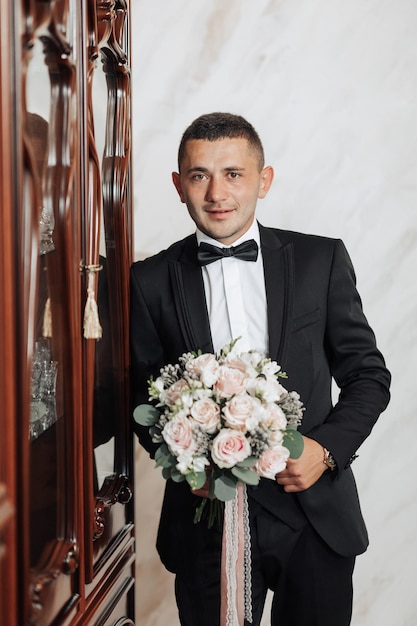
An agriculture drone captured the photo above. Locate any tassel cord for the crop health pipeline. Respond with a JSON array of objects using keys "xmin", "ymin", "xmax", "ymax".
[{"xmin": 82, "ymin": 264, "xmax": 103, "ymax": 340}]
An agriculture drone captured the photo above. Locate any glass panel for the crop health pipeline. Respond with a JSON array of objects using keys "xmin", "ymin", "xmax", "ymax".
[
  {"xmin": 25, "ymin": 35, "xmax": 62, "ymax": 567},
  {"xmin": 25, "ymin": 0, "xmax": 78, "ymax": 579},
  {"xmin": 87, "ymin": 3, "xmax": 133, "ymax": 562},
  {"xmin": 91, "ymin": 58, "xmax": 116, "ymax": 490}
]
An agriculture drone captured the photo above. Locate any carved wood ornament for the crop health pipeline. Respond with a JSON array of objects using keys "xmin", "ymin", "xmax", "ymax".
[
  {"xmin": 22, "ymin": 2, "xmax": 81, "ymax": 619},
  {"xmin": 90, "ymin": 0, "xmax": 133, "ymax": 545},
  {"xmin": 0, "ymin": 484, "xmax": 14, "ymax": 562},
  {"xmin": 94, "ymin": 474, "xmax": 132, "ymax": 540},
  {"xmin": 2, "ymin": 0, "xmax": 134, "ymax": 622}
]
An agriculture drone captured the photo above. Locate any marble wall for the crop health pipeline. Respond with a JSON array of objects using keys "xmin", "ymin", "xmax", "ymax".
[{"xmin": 130, "ymin": 1, "xmax": 417, "ymax": 624}]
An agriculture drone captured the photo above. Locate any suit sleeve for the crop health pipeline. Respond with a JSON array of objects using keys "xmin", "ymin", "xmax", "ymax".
[
  {"xmin": 130, "ymin": 263, "xmax": 164, "ymax": 457},
  {"xmin": 308, "ymin": 239, "xmax": 391, "ymax": 470}
]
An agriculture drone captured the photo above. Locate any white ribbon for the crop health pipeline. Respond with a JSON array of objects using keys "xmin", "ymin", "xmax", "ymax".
[{"xmin": 221, "ymin": 483, "xmax": 253, "ymax": 625}]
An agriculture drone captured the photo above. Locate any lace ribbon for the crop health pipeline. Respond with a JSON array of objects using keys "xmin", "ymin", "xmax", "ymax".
[{"xmin": 221, "ymin": 482, "xmax": 252, "ymax": 625}]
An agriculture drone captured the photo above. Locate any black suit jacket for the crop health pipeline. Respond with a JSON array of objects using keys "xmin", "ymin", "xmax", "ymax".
[{"xmin": 130, "ymin": 224, "xmax": 390, "ymax": 572}]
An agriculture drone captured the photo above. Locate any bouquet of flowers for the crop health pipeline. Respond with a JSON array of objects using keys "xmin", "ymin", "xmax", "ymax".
[{"xmin": 134, "ymin": 339, "xmax": 304, "ymax": 524}]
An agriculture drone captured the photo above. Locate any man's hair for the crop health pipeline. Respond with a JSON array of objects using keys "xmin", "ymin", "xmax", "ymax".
[{"xmin": 177, "ymin": 112, "xmax": 265, "ymax": 171}]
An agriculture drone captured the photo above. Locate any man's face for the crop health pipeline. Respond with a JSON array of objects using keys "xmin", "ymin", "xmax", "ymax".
[{"xmin": 172, "ymin": 137, "xmax": 274, "ymax": 245}]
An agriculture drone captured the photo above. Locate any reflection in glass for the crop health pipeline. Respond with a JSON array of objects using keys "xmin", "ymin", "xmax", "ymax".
[
  {"xmin": 25, "ymin": 38, "xmax": 58, "ymax": 441},
  {"xmin": 39, "ymin": 206, "xmax": 56, "ymax": 255},
  {"xmin": 30, "ymin": 339, "xmax": 58, "ymax": 440},
  {"xmin": 25, "ymin": 32, "xmax": 61, "ymax": 570},
  {"xmin": 25, "ymin": 111, "xmax": 55, "ymax": 255}
]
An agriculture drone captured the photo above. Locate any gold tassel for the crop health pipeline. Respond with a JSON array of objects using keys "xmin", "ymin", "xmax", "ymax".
[
  {"xmin": 83, "ymin": 267, "xmax": 102, "ymax": 339},
  {"xmin": 42, "ymin": 297, "xmax": 53, "ymax": 338}
]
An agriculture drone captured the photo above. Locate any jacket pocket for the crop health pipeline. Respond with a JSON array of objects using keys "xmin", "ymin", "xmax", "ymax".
[{"xmin": 292, "ymin": 308, "xmax": 321, "ymax": 333}]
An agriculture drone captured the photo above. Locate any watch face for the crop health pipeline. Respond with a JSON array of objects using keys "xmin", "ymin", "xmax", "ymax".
[
  {"xmin": 328, "ymin": 456, "xmax": 336, "ymax": 470},
  {"xmin": 324, "ymin": 449, "xmax": 336, "ymax": 470}
]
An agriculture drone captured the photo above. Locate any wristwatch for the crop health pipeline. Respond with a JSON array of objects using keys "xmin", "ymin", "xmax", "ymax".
[{"xmin": 323, "ymin": 447, "xmax": 337, "ymax": 471}]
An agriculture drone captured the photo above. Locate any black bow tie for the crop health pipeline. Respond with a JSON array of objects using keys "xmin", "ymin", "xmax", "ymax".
[{"xmin": 197, "ymin": 239, "xmax": 259, "ymax": 266}]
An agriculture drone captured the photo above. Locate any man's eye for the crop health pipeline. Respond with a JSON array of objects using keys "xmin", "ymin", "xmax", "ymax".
[
  {"xmin": 228, "ymin": 172, "xmax": 240, "ymax": 179},
  {"xmin": 192, "ymin": 173, "xmax": 206, "ymax": 181}
]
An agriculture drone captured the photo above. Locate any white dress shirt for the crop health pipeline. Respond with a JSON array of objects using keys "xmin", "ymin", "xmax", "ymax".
[{"xmin": 196, "ymin": 221, "xmax": 269, "ymax": 356}]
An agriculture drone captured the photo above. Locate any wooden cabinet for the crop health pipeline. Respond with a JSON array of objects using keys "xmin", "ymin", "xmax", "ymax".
[{"xmin": 0, "ymin": 2, "xmax": 135, "ymax": 624}]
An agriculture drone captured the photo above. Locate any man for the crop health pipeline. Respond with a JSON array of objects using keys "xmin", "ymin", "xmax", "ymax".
[{"xmin": 130, "ymin": 112, "xmax": 391, "ymax": 625}]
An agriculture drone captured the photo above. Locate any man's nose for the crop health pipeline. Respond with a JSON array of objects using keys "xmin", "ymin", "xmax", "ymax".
[{"xmin": 205, "ymin": 176, "xmax": 227, "ymax": 202}]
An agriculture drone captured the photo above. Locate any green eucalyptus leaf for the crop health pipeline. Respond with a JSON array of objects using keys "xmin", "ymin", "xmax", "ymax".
[
  {"xmin": 133, "ymin": 404, "xmax": 160, "ymax": 426},
  {"xmin": 186, "ymin": 471, "xmax": 207, "ymax": 491},
  {"xmin": 214, "ymin": 474, "xmax": 238, "ymax": 501},
  {"xmin": 231, "ymin": 465, "xmax": 260, "ymax": 485},
  {"xmin": 149, "ymin": 425, "xmax": 162, "ymax": 438},
  {"xmin": 162, "ymin": 467, "xmax": 172, "ymax": 480},
  {"xmin": 155, "ymin": 453, "xmax": 173, "ymax": 469},
  {"xmin": 154, "ymin": 445, "xmax": 176, "ymax": 469},
  {"xmin": 154, "ymin": 443, "xmax": 169, "ymax": 460},
  {"xmin": 170, "ymin": 469, "xmax": 185, "ymax": 483},
  {"xmin": 236, "ymin": 456, "xmax": 257, "ymax": 468},
  {"xmin": 283, "ymin": 429, "xmax": 304, "ymax": 459}
]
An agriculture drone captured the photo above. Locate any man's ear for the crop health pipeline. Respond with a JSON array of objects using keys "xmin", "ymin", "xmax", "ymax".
[
  {"xmin": 258, "ymin": 166, "xmax": 274, "ymax": 199},
  {"xmin": 172, "ymin": 171, "xmax": 185, "ymax": 203}
]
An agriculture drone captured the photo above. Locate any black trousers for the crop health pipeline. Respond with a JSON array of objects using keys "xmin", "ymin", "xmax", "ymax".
[{"xmin": 174, "ymin": 506, "xmax": 355, "ymax": 626}]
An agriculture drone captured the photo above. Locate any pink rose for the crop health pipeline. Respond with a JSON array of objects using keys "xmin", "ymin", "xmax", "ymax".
[
  {"xmin": 164, "ymin": 379, "xmax": 191, "ymax": 406},
  {"xmin": 223, "ymin": 353, "xmax": 251, "ymax": 374},
  {"xmin": 214, "ymin": 365, "xmax": 247, "ymax": 398},
  {"xmin": 186, "ymin": 353, "xmax": 219, "ymax": 387},
  {"xmin": 190, "ymin": 398, "xmax": 220, "ymax": 434},
  {"xmin": 211, "ymin": 429, "xmax": 251, "ymax": 469},
  {"xmin": 255, "ymin": 446, "xmax": 289, "ymax": 479},
  {"xmin": 162, "ymin": 413, "xmax": 196, "ymax": 456},
  {"xmin": 223, "ymin": 394, "xmax": 261, "ymax": 431},
  {"xmin": 261, "ymin": 403, "xmax": 287, "ymax": 438}
]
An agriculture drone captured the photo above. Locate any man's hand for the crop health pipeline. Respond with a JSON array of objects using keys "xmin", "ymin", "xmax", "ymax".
[{"xmin": 275, "ymin": 436, "xmax": 328, "ymax": 492}]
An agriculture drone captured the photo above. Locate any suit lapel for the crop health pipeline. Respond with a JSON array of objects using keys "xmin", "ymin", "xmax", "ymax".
[
  {"xmin": 260, "ymin": 225, "xmax": 295, "ymax": 367},
  {"xmin": 168, "ymin": 227, "xmax": 295, "ymax": 363},
  {"xmin": 169, "ymin": 239, "xmax": 214, "ymax": 354}
]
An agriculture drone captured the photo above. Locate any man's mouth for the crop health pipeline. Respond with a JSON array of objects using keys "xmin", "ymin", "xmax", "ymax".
[{"xmin": 204, "ymin": 207, "xmax": 234, "ymax": 214}]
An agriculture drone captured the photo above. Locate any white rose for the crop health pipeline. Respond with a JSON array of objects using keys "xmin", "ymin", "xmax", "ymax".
[
  {"xmin": 235, "ymin": 350, "xmax": 264, "ymax": 375},
  {"xmin": 153, "ymin": 376, "xmax": 165, "ymax": 392},
  {"xmin": 211, "ymin": 428, "xmax": 251, "ymax": 469},
  {"xmin": 223, "ymin": 394, "xmax": 261, "ymax": 432},
  {"xmin": 190, "ymin": 398, "xmax": 221, "ymax": 434},
  {"xmin": 260, "ymin": 360, "xmax": 281, "ymax": 378},
  {"xmin": 192, "ymin": 456, "xmax": 210, "ymax": 473},
  {"xmin": 255, "ymin": 446, "xmax": 289, "ymax": 479},
  {"xmin": 176, "ymin": 452, "xmax": 209, "ymax": 474},
  {"xmin": 247, "ymin": 377, "xmax": 285, "ymax": 403},
  {"xmin": 186, "ymin": 353, "xmax": 220, "ymax": 387},
  {"xmin": 148, "ymin": 376, "xmax": 166, "ymax": 401},
  {"xmin": 176, "ymin": 450, "xmax": 194, "ymax": 473}
]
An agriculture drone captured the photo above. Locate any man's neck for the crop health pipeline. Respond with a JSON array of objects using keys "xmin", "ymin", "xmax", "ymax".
[{"xmin": 196, "ymin": 221, "xmax": 260, "ymax": 248}]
